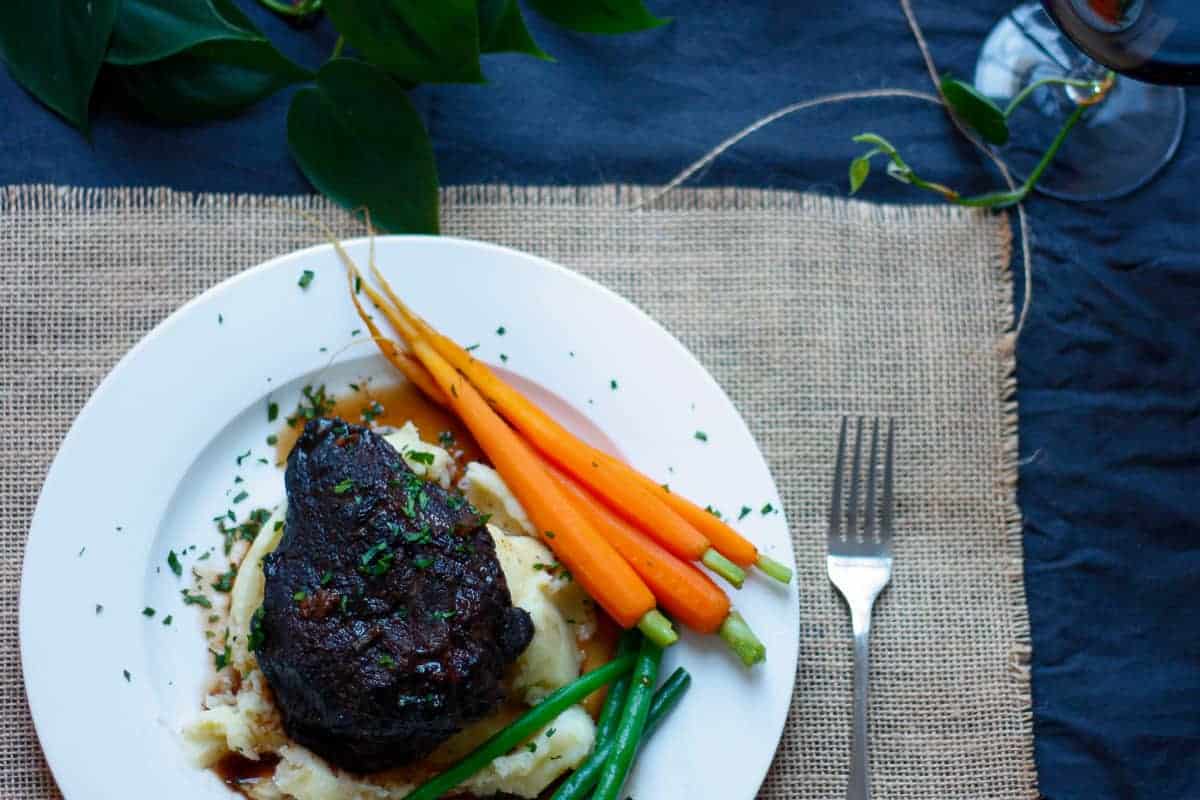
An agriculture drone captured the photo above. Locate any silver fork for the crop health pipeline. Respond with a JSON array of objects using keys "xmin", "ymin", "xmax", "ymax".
[{"xmin": 827, "ymin": 416, "xmax": 895, "ymax": 800}]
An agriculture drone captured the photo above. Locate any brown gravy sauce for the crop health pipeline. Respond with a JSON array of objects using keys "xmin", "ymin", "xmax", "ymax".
[{"xmin": 222, "ymin": 377, "xmax": 619, "ymax": 796}]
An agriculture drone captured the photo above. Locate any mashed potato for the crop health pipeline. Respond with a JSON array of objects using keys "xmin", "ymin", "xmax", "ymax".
[{"xmin": 184, "ymin": 423, "xmax": 597, "ymax": 799}]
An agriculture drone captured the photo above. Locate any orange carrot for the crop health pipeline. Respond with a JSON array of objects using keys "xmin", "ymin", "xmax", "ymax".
[
  {"xmin": 542, "ymin": 459, "xmax": 730, "ymax": 634},
  {"xmin": 599, "ymin": 452, "xmax": 759, "ymax": 567}
]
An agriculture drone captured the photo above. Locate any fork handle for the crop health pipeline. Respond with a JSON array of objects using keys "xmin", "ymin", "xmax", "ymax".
[{"xmin": 848, "ymin": 602, "xmax": 874, "ymax": 800}]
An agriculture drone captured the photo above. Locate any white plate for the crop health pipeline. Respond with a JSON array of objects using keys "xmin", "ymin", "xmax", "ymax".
[{"xmin": 21, "ymin": 236, "xmax": 798, "ymax": 799}]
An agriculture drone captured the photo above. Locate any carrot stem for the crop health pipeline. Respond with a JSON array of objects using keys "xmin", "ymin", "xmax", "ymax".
[
  {"xmin": 755, "ymin": 554, "xmax": 793, "ymax": 585},
  {"xmin": 636, "ymin": 610, "xmax": 678, "ymax": 649},
  {"xmin": 719, "ymin": 610, "xmax": 766, "ymax": 667},
  {"xmin": 701, "ymin": 548, "xmax": 745, "ymax": 589}
]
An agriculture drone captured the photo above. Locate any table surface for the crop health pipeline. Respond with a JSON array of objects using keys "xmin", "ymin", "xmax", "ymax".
[{"xmin": 2, "ymin": 1, "xmax": 1197, "ymax": 798}]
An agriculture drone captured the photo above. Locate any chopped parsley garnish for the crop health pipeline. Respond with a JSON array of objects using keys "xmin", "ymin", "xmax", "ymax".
[
  {"xmin": 95, "ymin": 604, "xmax": 103, "ymax": 615},
  {"xmin": 142, "ymin": 607, "xmax": 156, "ymax": 618},
  {"xmin": 694, "ymin": 430, "xmax": 708, "ymax": 442},
  {"xmin": 123, "ymin": 670, "xmax": 131, "ymax": 682},
  {"xmin": 377, "ymin": 654, "xmax": 397, "ymax": 669},
  {"xmin": 218, "ymin": 314, "xmax": 223, "ymax": 325},
  {"xmin": 361, "ymin": 400, "xmax": 384, "ymax": 423},
  {"xmin": 610, "ymin": 379, "xmax": 618, "ymax": 390},
  {"xmin": 465, "ymin": 343, "xmax": 480, "ymax": 352},
  {"xmin": 496, "ymin": 326, "xmax": 506, "ymax": 335},
  {"xmin": 339, "ymin": 595, "xmax": 349, "ymax": 614},
  {"xmin": 413, "ymin": 555, "xmax": 434, "ymax": 570},
  {"xmin": 431, "ymin": 610, "xmax": 456, "ymax": 620},
  {"xmin": 546, "ymin": 727, "xmax": 556, "ymax": 738},
  {"xmin": 438, "ymin": 430, "xmax": 455, "ymax": 448},
  {"xmin": 234, "ymin": 475, "xmax": 244, "ymax": 484},
  {"xmin": 232, "ymin": 490, "xmax": 249, "ymax": 504},
  {"xmin": 78, "ymin": 546, "xmax": 86, "ymax": 557},
  {"xmin": 162, "ymin": 615, "xmax": 173, "ymax": 626},
  {"xmin": 167, "ymin": 550, "xmax": 182, "ymax": 576},
  {"xmin": 526, "ymin": 742, "xmax": 537, "ymax": 753},
  {"xmin": 359, "ymin": 540, "xmax": 394, "ymax": 576},
  {"xmin": 738, "ymin": 505, "xmax": 753, "ymax": 520},
  {"xmin": 297, "ymin": 269, "xmax": 314, "ymax": 289},
  {"xmin": 446, "ymin": 495, "xmax": 466, "ymax": 510},
  {"xmin": 544, "ymin": 530, "xmax": 556, "ymax": 539},
  {"xmin": 319, "ymin": 570, "xmax": 333, "ymax": 587},
  {"xmin": 266, "ymin": 434, "xmax": 278, "ymax": 446},
  {"xmin": 406, "ymin": 450, "xmax": 435, "ymax": 465},
  {"xmin": 404, "ymin": 527, "xmax": 432, "ymax": 545},
  {"xmin": 198, "ymin": 551, "xmax": 211, "ymax": 560},
  {"xmin": 761, "ymin": 502, "xmax": 775, "ymax": 515},
  {"xmin": 354, "ymin": 275, "xmax": 361, "ymax": 294},
  {"xmin": 236, "ymin": 449, "xmax": 251, "ymax": 465},
  {"xmin": 267, "ymin": 401, "xmax": 279, "ymax": 422},
  {"xmin": 351, "ymin": 328, "xmax": 361, "ymax": 336},
  {"xmin": 499, "ymin": 353, "xmax": 508, "ymax": 363},
  {"xmin": 248, "ymin": 607, "xmax": 266, "ymax": 652},
  {"xmin": 293, "ymin": 590, "xmax": 308, "ymax": 602},
  {"xmin": 332, "ymin": 477, "xmax": 356, "ymax": 495},
  {"xmin": 286, "ymin": 384, "xmax": 335, "ymax": 428},
  {"xmin": 212, "ymin": 565, "xmax": 238, "ymax": 593},
  {"xmin": 213, "ymin": 644, "xmax": 232, "ymax": 671},
  {"xmin": 705, "ymin": 505, "xmax": 723, "ymax": 519},
  {"xmin": 181, "ymin": 590, "xmax": 212, "ymax": 608}
]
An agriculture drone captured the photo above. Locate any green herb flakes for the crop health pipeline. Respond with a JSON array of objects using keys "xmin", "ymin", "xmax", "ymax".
[
  {"xmin": 298, "ymin": 270, "xmax": 315, "ymax": 289},
  {"xmin": 499, "ymin": 353, "xmax": 508, "ymax": 363},
  {"xmin": 293, "ymin": 590, "xmax": 308, "ymax": 602},
  {"xmin": 431, "ymin": 609, "xmax": 456, "ymax": 620},
  {"xmin": 167, "ymin": 550, "xmax": 183, "ymax": 577},
  {"xmin": 266, "ymin": 434, "xmax": 278, "ymax": 446},
  {"xmin": 705, "ymin": 505, "xmax": 723, "ymax": 519},
  {"xmin": 95, "ymin": 604, "xmax": 103, "ymax": 615},
  {"xmin": 123, "ymin": 670, "xmax": 131, "ymax": 683},
  {"xmin": 362, "ymin": 400, "xmax": 384, "ymax": 423},
  {"xmin": 232, "ymin": 490, "xmax": 249, "ymax": 504},
  {"xmin": 267, "ymin": 401, "xmax": 279, "ymax": 422},
  {"xmin": 181, "ymin": 590, "xmax": 212, "ymax": 609},
  {"xmin": 333, "ymin": 478, "xmax": 356, "ymax": 494},
  {"xmin": 248, "ymin": 607, "xmax": 266, "ymax": 651},
  {"xmin": 320, "ymin": 570, "xmax": 333, "ymax": 587},
  {"xmin": 761, "ymin": 502, "xmax": 775, "ymax": 515},
  {"xmin": 413, "ymin": 555, "xmax": 434, "ymax": 570},
  {"xmin": 465, "ymin": 343, "xmax": 480, "ymax": 352},
  {"xmin": 496, "ymin": 326, "xmax": 506, "ymax": 335},
  {"xmin": 738, "ymin": 506, "xmax": 752, "ymax": 521},
  {"xmin": 694, "ymin": 430, "xmax": 708, "ymax": 442},
  {"xmin": 406, "ymin": 450, "xmax": 435, "ymax": 465},
  {"xmin": 162, "ymin": 615, "xmax": 173, "ymax": 626},
  {"xmin": 142, "ymin": 607, "xmax": 156, "ymax": 618},
  {"xmin": 212, "ymin": 565, "xmax": 237, "ymax": 593},
  {"xmin": 213, "ymin": 644, "xmax": 232, "ymax": 671},
  {"xmin": 236, "ymin": 449, "xmax": 251, "ymax": 466},
  {"xmin": 610, "ymin": 379, "xmax": 618, "ymax": 390},
  {"xmin": 377, "ymin": 654, "xmax": 397, "ymax": 669}
]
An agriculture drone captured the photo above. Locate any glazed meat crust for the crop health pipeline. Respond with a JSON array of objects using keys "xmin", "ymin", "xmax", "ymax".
[{"xmin": 256, "ymin": 418, "xmax": 533, "ymax": 773}]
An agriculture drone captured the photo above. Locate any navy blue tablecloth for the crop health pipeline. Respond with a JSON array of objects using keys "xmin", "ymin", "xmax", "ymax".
[{"xmin": 2, "ymin": 2, "xmax": 1197, "ymax": 797}]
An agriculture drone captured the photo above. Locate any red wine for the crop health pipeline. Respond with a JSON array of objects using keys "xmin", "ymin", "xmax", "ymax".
[{"xmin": 1042, "ymin": 0, "xmax": 1200, "ymax": 84}]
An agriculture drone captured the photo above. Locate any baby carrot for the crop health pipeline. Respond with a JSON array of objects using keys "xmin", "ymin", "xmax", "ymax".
[
  {"xmin": 543, "ymin": 459, "xmax": 730, "ymax": 634},
  {"xmin": 363, "ymin": 272, "xmax": 750, "ymax": 586}
]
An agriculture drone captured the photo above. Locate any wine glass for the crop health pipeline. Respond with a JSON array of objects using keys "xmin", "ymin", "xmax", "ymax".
[{"xmin": 974, "ymin": 2, "xmax": 1190, "ymax": 201}]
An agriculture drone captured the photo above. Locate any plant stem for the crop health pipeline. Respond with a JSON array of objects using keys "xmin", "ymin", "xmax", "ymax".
[
  {"xmin": 636, "ymin": 609, "xmax": 678, "ymax": 648},
  {"xmin": 331, "ymin": 35, "xmax": 345, "ymax": 59},
  {"xmin": 702, "ymin": 547, "xmax": 745, "ymax": 588},
  {"xmin": 1003, "ymin": 76, "xmax": 1106, "ymax": 117},
  {"xmin": 719, "ymin": 610, "xmax": 766, "ymax": 666},
  {"xmin": 755, "ymin": 553, "xmax": 793, "ymax": 584},
  {"xmin": 956, "ymin": 102, "xmax": 1087, "ymax": 208}
]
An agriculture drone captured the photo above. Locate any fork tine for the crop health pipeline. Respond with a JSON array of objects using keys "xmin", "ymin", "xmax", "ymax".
[
  {"xmin": 828, "ymin": 417, "xmax": 848, "ymax": 539},
  {"xmin": 863, "ymin": 418, "xmax": 880, "ymax": 541},
  {"xmin": 879, "ymin": 418, "xmax": 896, "ymax": 540},
  {"xmin": 845, "ymin": 417, "xmax": 865, "ymax": 539}
]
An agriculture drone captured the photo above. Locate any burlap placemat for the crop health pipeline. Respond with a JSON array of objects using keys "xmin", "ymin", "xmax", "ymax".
[{"xmin": 0, "ymin": 184, "xmax": 1033, "ymax": 799}]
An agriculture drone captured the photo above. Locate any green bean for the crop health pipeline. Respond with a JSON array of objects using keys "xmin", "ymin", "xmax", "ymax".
[
  {"xmin": 402, "ymin": 654, "xmax": 636, "ymax": 800},
  {"xmin": 591, "ymin": 637, "xmax": 664, "ymax": 800},
  {"xmin": 550, "ymin": 667, "xmax": 691, "ymax": 800},
  {"xmin": 593, "ymin": 629, "xmax": 642, "ymax": 742}
]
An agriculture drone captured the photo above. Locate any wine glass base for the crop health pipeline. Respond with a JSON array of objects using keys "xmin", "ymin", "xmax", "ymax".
[{"xmin": 975, "ymin": 3, "xmax": 1185, "ymax": 203}]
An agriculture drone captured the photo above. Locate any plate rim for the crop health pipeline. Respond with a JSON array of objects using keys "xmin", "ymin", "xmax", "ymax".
[{"xmin": 20, "ymin": 234, "xmax": 798, "ymax": 799}]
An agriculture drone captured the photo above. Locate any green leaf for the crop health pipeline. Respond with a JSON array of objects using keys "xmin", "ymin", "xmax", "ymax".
[
  {"xmin": 940, "ymin": 76, "xmax": 1009, "ymax": 146},
  {"xmin": 526, "ymin": 0, "xmax": 669, "ymax": 34},
  {"xmin": 287, "ymin": 58, "xmax": 439, "ymax": 234},
  {"xmin": 0, "ymin": 0, "xmax": 119, "ymax": 131},
  {"xmin": 851, "ymin": 133, "xmax": 897, "ymax": 156},
  {"xmin": 113, "ymin": 38, "xmax": 311, "ymax": 122},
  {"xmin": 323, "ymin": 0, "xmax": 484, "ymax": 83},
  {"xmin": 849, "ymin": 156, "xmax": 871, "ymax": 195},
  {"xmin": 106, "ymin": 0, "xmax": 255, "ymax": 66},
  {"xmin": 478, "ymin": 0, "xmax": 551, "ymax": 59}
]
